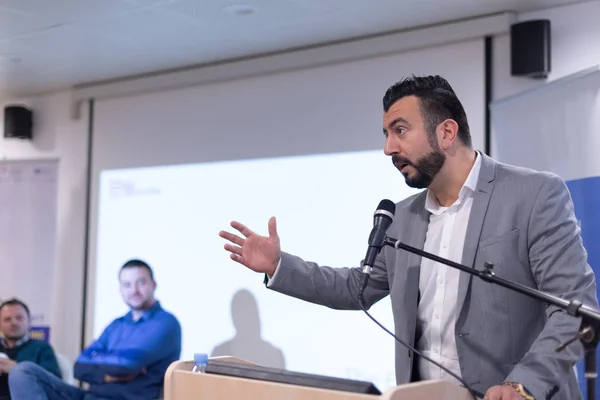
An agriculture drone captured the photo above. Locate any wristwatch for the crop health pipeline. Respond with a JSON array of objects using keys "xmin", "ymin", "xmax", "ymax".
[{"xmin": 503, "ymin": 382, "xmax": 535, "ymax": 400}]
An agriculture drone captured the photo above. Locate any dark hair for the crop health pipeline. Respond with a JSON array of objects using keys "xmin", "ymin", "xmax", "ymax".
[
  {"xmin": 382, "ymin": 75, "xmax": 471, "ymax": 147},
  {"xmin": 120, "ymin": 259, "xmax": 154, "ymax": 281},
  {"xmin": 0, "ymin": 298, "xmax": 31, "ymax": 318}
]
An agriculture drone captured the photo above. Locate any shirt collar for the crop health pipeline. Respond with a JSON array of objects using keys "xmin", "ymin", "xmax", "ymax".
[
  {"xmin": 0, "ymin": 334, "xmax": 30, "ymax": 349},
  {"xmin": 125, "ymin": 300, "xmax": 162, "ymax": 323},
  {"xmin": 425, "ymin": 151, "xmax": 482, "ymax": 215}
]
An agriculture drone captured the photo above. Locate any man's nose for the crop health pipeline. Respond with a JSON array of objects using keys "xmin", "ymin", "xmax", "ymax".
[{"xmin": 384, "ymin": 134, "xmax": 402, "ymax": 156}]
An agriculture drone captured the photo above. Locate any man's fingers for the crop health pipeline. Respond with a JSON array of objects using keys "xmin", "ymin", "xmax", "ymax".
[
  {"xmin": 224, "ymin": 243, "xmax": 243, "ymax": 255},
  {"xmin": 268, "ymin": 216, "xmax": 278, "ymax": 239},
  {"xmin": 230, "ymin": 253, "xmax": 247, "ymax": 266},
  {"xmin": 219, "ymin": 230, "xmax": 245, "ymax": 246},
  {"xmin": 230, "ymin": 221, "xmax": 254, "ymax": 237}
]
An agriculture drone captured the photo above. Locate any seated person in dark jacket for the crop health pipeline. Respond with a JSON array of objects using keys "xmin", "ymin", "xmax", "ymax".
[
  {"xmin": 0, "ymin": 298, "xmax": 62, "ymax": 400},
  {"xmin": 9, "ymin": 259, "xmax": 182, "ymax": 400}
]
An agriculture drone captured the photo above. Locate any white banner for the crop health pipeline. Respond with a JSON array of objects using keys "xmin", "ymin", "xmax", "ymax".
[
  {"xmin": 0, "ymin": 159, "xmax": 59, "ymax": 342},
  {"xmin": 491, "ymin": 66, "xmax": 600, "ymax": 396}
]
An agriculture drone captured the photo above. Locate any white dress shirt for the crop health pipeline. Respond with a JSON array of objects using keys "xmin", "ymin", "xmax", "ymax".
[{"xmin": 415, "ymin": 152, "xmax": 482, "ymax": 384}]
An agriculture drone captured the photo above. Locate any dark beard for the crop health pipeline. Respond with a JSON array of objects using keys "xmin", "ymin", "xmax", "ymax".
[{"xmin": 392, "ymin": 150, "xmax": 446, "ymax": 189}]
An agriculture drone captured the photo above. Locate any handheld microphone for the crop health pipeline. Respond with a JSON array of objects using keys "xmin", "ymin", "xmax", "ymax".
[{"xmin": 359, "ymin": 199, "xmax": 395, "ymax": 296}]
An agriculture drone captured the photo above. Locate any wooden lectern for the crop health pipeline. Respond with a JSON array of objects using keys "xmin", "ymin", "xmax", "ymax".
[{"xmin": 164, "ymin": 357, "xmax": 476, "ymax": 400}]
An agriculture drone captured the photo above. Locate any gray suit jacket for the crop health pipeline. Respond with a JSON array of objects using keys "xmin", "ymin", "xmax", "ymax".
[{"xmin": 268, "ymin": 153, "xmax": 598, "ymax": 399}]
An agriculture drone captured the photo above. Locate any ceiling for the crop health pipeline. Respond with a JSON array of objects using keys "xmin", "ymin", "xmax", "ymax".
[{"xmin": 0, "ymin": 0, "xmax": 593, "ymax": 97}]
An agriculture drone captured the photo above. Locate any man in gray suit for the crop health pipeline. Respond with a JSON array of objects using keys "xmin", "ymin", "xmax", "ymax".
[{"xmin": 219, "ymin": 75, "xmax": 598, "ymax": 400}]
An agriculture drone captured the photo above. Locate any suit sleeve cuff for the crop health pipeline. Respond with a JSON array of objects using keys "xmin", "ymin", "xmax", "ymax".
[{"xmin": 264, "ymin": 258, "xmax": 282, "ymax": 287}]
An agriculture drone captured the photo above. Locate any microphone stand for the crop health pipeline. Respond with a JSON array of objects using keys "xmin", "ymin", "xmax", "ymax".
[{"xmin": 383, "ymin": 236, "xmax": 600, "ymax": 400}]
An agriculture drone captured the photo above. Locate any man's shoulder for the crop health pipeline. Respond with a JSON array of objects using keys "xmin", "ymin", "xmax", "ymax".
[
  {"xmin": 494, "ymin": 159, "xmax": 555, "ymax": 179},
  {"xmin": 151, "ymin": 307, "xmax": 182, "ymax": 332},
  {"xmin": 20, "ymin": 339, "xmax": 56, "ymax": 353},
  {"xmin": 108, "ymin": 314, "xmax": 128, "ymax": 325},
  {"xmin": 155, "ymin": 308, "xmax": 180, "ymax": 324},
  {"xmin": 493, "ymin": 159, "xmax": 565, "ymax": 192}
]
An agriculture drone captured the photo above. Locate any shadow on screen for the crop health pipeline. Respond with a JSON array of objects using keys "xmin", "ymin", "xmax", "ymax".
[{"xmin": 211, "ymin": 288, "xmax": 286, "ymax": 369}]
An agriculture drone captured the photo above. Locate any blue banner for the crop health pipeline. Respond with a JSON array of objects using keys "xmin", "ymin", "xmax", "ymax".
[{"xmin": 567, "ymin": 176, "xmax": 600, "ymax": 395}]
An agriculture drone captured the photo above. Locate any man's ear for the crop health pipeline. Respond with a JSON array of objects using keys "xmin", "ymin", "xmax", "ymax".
[{"xmin": 438, "ymin": 119, "xmax": 459, "ymax": 150}]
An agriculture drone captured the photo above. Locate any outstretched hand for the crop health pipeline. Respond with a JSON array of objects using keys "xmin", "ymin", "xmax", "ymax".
[{"xmin": 219, "ymin": 216, "xmax": 281, "ymax": 276}]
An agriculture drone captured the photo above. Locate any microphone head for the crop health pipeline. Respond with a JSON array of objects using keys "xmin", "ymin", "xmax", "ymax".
[
  {"xmin": 366, "ymin": 199, "xmax": 396, "ymax": 251},
  {"xmin": 374, "ymin": 199, "xmax": 395, "ymax": 222}
]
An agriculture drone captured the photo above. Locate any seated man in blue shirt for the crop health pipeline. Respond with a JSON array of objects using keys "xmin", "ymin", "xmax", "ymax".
[{"xmin": 9, "ymin": 259, "xmax": 182, "ymax": 400}]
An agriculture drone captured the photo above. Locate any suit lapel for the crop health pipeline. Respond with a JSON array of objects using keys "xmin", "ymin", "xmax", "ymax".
[
  {"xmin": 456, "ymin": 153, "xmax": 496, "ymax": 315},
  {"xmin": 404, "ymin": 190, "xmax": 430, "ymax": 255},
  {"xmin": 402, "ymin": 192, "xmax": 429, "ymax": 293},
  {"xmin": 400, "ymin": 191, "xmax": 429, "ymax": 356}
]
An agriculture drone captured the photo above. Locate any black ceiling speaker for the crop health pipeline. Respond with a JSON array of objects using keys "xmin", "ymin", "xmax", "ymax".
[
  {"xmin": 511, "ymin": 19, "xmax": 551, "ymax": 79},
  {"xmin": 4, "ymin": 105, "xmax": 33, "ymax": 139}
]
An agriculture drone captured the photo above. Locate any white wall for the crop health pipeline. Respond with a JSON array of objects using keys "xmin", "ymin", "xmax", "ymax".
[
  {"xmin": 92, "ymin": 39, "xmax": 486, "ymax": 171},
  {"xmin": 493, "ymin": 0, "xmax": 600, "ymax": 101},
  {"xmin": 0, "ymin": 91, "xmax": 88, "ymax": 362}
]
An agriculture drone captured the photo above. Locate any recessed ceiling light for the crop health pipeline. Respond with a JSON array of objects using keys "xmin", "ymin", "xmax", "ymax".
[{"xmin": 221, "ymin": 4, "xmax": 256, "ymax": 15}]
